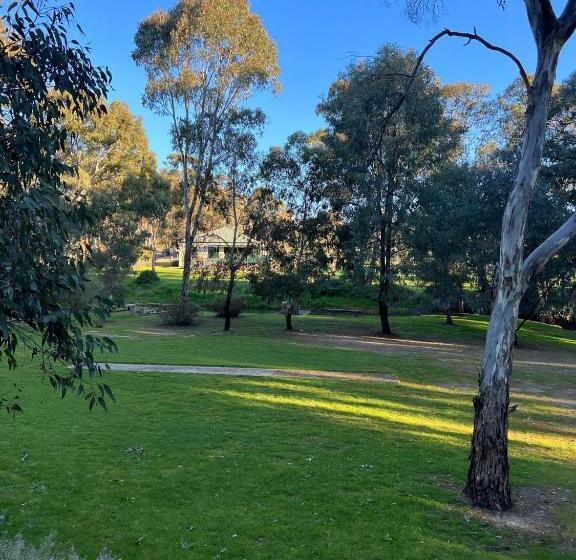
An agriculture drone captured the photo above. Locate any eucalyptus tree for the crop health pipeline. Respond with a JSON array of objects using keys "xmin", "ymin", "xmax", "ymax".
[
  {"xmin": 133, "ymin": 0, "xmax": 280, "ymax": 299},
  {"xmin": 64, "ymin": 101, "xmax": 161, "ymax": 300},
  {"xmin": 219, "ymin": 109, "xmax": 276, "ymax": 331},
  {"xmin": 258, "ymin": 132, "xmax": 335, "ymax": 331},
  {"xmin": 401, "ymin": 0, "xmax": 576, "ymax": 510},
  {"xmin": 0, "ymin": 0, "xmax": 115, "ymax": 412},
  {"xmin": 405, "ymin": 165, "xmax": 476, "ymax": 324},
  {"xmin": 318, "ymin": 45, "xmax": 455, "ymax": 334}
]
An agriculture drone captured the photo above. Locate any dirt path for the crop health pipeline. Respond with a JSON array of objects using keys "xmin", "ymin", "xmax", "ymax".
[
  {"xmin": 289, "ymin": 332, "xmax": 576, "ymax": 403},
  {"xmin": 101, "ymin": 363, "xmax": 399, "ymax": 384},
  {"xmin": 292, "ymin": 331, "xmax": 576, "ymax": 374}
]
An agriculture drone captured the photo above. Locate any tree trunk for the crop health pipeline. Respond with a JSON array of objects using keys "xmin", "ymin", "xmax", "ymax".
[
  {"xmin": 150, "ymin": 230, "xmax": 158, "ymax": 273},
  {"xmin": 180, "ymin": 209, "xmax": 193, "ymax": 299},
  {"xmin": 446, "ymin": 308, "xmax": 454, "ymax": 325},
  {"xmin": 223, "ymin": 268, "xmax": 236, "ymax": 332},
  {"xmin": 378, "ymin": 183, "xmax": 393, "ymax": 336},
  {"xmin": 465, "ymin": 40, "xmax": 561, "ymax": 511},
  {"xmin": 465, "ymin": 375, "xmax": 512, "ymax": 511},
  {"xmin": 285, "ymin": 312, "xmax": 293, "ymax": 331}
]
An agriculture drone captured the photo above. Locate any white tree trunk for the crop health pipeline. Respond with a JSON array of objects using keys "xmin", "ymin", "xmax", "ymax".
[{"xmin": 465, "ymin": 33, "xmax": 564, "ymax": 510}]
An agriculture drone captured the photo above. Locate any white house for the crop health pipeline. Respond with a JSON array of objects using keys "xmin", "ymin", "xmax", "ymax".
[{"xmin": 178, "ymin": 226, "xmax": 261, "ymax": 267}]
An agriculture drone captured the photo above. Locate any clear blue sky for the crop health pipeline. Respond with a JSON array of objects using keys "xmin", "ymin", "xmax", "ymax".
[{"xmin": 74, "ymin": 0, "xmax": 576, "ymax": 166}]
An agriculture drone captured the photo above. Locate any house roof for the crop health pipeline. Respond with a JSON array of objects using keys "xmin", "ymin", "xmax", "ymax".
[{"xmin": 195, "ymin": 226, "xmax": 250, "ymax": 247}]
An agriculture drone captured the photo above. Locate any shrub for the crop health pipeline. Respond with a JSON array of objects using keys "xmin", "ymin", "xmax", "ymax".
[
  {"xmin": 310, "ymin": 277, "xmax": 349, "ymax": 297},
  {"xmin": 162, "ymin": 299, "xmax": 200, "ymax": 326},
  {"xmin": 0, "ymin": 534, "xmax": 115, "ymax": 559},
  {"xmin": 212, "ymin": 297, "xmax": 246, "ymax": 318},
  {"xmin": 135, "ymin": 269, "xmax": 159, "ymax": 285}
]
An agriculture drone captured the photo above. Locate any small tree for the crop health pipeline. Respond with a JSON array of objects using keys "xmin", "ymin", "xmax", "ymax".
[
  {"xmin": 406, "ymin": 165, "xmax": 475, "ymax": 324},
  {"xmin": 133, "ymin": 0, "xmax": 280, "ymax": 299},
  {"xmin": 219, "ymin": 109, "xmax": 276, "ymax": 331},
  {"xmin": 259, "ymin": 133, "xmax": 334, "ymax": 330},
  {"xmin": 318, "ymin": 45, "xmax": 454, "ymax": 335}
]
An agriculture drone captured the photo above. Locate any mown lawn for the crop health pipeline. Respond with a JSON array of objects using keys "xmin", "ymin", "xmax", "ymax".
[
  {"xmin": 123, "ymin": 267, "xmax": 420, "ymax": 313},
  {"xmin": 0, "ymin": 312, "xmax": 574, "ymax": 559}
]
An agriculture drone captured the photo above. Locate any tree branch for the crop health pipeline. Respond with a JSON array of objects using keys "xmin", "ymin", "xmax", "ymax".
[
  {"xmin": 524, "ymin": 0, "xmax": 558, "ymax": 44},
  {"xmin": 558, "ymin": 0, "xmax": 576, "ymax": 42},
  {"xmin": 443, "ymin": 29, "xmax": 531, "ymax": 92},
  {"xmin": 522, "ymin": 213, "xmax": 576, "ymax": 287},
  {"xmin": 372, "ymin": 27, "xmax": 530, "ymax": 161}
]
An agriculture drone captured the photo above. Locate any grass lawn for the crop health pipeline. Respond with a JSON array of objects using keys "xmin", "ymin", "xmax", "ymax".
[
  {"xmin": 0, "ymin": 312, "xmax": 574, "ymax": 559},
  {"xmin": 124, "ymin": 267, "xmax": 425, "ymax": 313}
]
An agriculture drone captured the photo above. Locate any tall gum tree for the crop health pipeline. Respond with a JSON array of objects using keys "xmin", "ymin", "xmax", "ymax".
[
  {"xmin": 318, "ymin": 46, "xmax": 455, "ymax": 335},
  {"xmin": 400, "ymin": 0, "xmax": 576, "ymax": 510},
  {"xmin": 133, "ymin": 0, "xmax": 280, "ymax": 299}
]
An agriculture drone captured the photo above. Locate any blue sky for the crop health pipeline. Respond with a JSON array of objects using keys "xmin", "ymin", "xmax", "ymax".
[{"xmin": 75, "ymin": 0, "xmax": 576, "ymax": 166}]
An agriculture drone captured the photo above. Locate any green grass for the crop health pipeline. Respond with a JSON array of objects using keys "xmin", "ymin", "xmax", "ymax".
[
  {"xmin": 95, "ymin": 311, "xmax": 576, "ymax": 372},
  {"xmin": 1, "ymin": 369, "xmax": 574, "ymax": 559},
  {"xmin": 1, "ymin": 312, "xmax": 574, "ymax": 559},
  {"xmin": 124, "ymin": 267, "xmax": 384, "ymax": 312}
]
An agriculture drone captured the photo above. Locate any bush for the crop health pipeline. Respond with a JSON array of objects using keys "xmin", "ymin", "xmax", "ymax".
[
  {"xmin": 310, "ymin": 277, "xmax": 349, "ymax": 297},
  {"xmin": 0, "ymin": 534, "xmax": 115, "ymax": 560},
  {"xmin": 162, "ymin": 299, "xmax": 200, "ymax": 326},
  {"xmin": 135, "ymin": 269, "xmax": 159, "ymax": 285},
  {"xmin": 212, "ymin": 297, "xmax": 246, "ymax": 318}
]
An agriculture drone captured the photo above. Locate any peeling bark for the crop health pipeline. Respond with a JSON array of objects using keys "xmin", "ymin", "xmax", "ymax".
[{"xmin": 465, "ymin": 7, "xmax": 574, "ymax": 510}]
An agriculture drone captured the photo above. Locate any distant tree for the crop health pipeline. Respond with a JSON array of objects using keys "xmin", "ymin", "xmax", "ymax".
[
  {"xmin": 318, "ymin": 45, "xmax": 455, "ymax": 335},
  {"xmin": 0, "ymin": 1, "xmax": 115, "ymax": 412},
  {"xmin": 133, "ymin": 0, "xmax": 280, "ymax": 300},
  {"xmin": 219, "ymin": 109, "xmax": 276, "ymax": 331},
  {"xmin": 63, "ymin": 101, "xmax": 162, "ymax": 303},
  {"xmin": 135, "ymin": 172, "xmax": 175, "ymax": 272},
  {"xmin": 405, "ymin": 165, "xmax": 475, "ymax": 324},
  {"xmin": 258, "ymin": 132, "xmax": 335, "ymax": 330}
]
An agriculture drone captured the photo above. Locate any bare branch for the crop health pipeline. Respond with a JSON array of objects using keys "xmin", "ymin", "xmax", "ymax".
[
  {"xmin": 372, "ymin": 27, "xmax": 530, "ymax": 161},
  {"xmin": 444, "ymin": 30, "xmax": 531, "ymax": 92},
  {"xmin": 522, "ymin": 213, "xmax": 576, "ymax": 287}
]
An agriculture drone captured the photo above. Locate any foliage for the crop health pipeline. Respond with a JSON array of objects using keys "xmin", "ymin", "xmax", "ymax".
[
  {"xmin": 258, "ymin": 132, "xmax": 336, "ymax": 307},
  {"xmin": 0, "ymin": 0, "xmax": 116, "ymax": 412},
  {"xmin": 133, "ymin": 0, "xmax": 280, "ymax": 298},
  {"xmin": 249, "ymin": 270, "xmax": 310, "ymax": 305},
  {"xmin": 136, "ymin": 270, "xmax": 160, "ymax": 285},
  {"xmin": 63, "ymin": 100, "xmax": 168, "ymax": 302},
  {"xmin": 162, "ymin": 299, "xmax": 201, "ymax": 326},
  {"xmin": 212, "ymin": 297, "xmax": 246, "ymax": 318},
  {"xmin": 405, "ymin": 164, "xmax": 475, "ymax": 319}
]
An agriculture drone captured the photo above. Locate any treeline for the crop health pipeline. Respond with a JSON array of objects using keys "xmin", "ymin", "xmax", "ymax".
[
  {"xmin": 247, "ymin": 49, "xmax": 576, "ymax": 334},
  {"xmin": 51, "ymin": 2, "xmax": 576, "ymax": 335}
]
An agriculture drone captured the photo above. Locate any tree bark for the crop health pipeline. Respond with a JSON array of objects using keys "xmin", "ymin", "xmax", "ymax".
[
  {"xmin": 285, "ymin": 312, "xmax": 293, "ymax": 331},
  {"xmin": 465, "ymin": 34, "xmax": 562, "ymax": 511},
  {"xmin": 150, "ymin": 227, "xmax": 158, "ymax": 273},
  {"xmin": 446, "ymin": 308, "xmax": 454, "ymax": 326},
  {"xmin": 180, "ymin": 209, "xmax": 193, "ymax": 299},
  {"xmin": 378, "ymin": 174, "xmax": 393, "ymax": 336},
  {"xmin": 465, "ymin": 376, "xmax": 512, "ymax": 510},
  {"xmin": 223, "ymin": 267, "xmax": 236, "ymax": 332}
]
